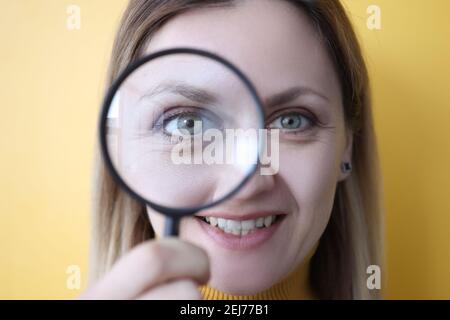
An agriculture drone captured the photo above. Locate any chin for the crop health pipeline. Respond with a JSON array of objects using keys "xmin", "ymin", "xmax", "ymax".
[{"xmin": 208, "ymin": 262, "xmax": 284, "ymax": 295}]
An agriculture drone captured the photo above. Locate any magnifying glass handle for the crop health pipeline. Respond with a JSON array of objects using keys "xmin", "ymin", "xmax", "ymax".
[{"xmin": 164, "ymin": 217, "xmax": 180, "ymax": 236}]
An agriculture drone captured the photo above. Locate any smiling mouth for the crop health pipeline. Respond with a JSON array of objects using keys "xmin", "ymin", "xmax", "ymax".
[{"xmin": 194, "ymin": 214, "xmax": 286, "ymax": 237}]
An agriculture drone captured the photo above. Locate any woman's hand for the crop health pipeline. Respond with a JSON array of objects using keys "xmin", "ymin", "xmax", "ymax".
[{"xmin": 78, "ymin": 238, "xmax": 210, "ymax": 300}]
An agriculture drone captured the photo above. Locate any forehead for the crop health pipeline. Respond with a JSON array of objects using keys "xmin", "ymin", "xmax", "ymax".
[{"xmin": 144, "ymin": 0, "xmax": 341, "ymax": 103}]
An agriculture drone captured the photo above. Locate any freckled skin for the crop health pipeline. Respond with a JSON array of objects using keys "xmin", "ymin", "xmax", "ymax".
[{"xmin": 145, "ymin": 0, "xmax": 353, "ymax": 295}]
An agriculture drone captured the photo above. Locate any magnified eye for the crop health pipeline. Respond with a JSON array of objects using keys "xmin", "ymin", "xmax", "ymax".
[
  {"xmin": 268, "ymin": 112, "xmax": 314, "ymax": 131},
  {"xmin": 162, "ymin": 110, "xmax": 221, "ymax": 137},
  {"xmin": 165, "ymin": 113, "xmax": 201, "ymax": 135}
]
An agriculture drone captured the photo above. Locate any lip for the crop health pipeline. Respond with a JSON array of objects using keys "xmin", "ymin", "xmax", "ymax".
[{"xmin": 194, "ymin": 213, "xmax": 286, "ymax": 250}]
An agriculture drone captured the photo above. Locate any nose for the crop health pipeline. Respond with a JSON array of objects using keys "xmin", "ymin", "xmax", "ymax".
[{"xmin": 228, "ymin": 169, "xmax": 276, "ymax": 201}]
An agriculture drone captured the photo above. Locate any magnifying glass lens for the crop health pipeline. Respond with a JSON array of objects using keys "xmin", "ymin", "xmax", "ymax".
[{"xmin": 102, "ymin": 50, "xmax": 264, "ymax": 218}]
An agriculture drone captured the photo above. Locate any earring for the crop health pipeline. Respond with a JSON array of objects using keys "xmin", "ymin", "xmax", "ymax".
[{"xmin": 341, "ymin": 162, "xmax": 352, "ymax": 173}]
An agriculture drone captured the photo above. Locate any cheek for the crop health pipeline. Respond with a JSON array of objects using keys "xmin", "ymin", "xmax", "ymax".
[{"xmin": 278, "ymin": 141, "xmax": 341, "ymax": 242}]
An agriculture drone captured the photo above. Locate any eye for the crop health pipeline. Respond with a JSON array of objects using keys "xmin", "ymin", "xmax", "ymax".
[
  {"xmin": 164, "ymin": 112, "xmax": 201, "ymax": 136},
  {"xmin": 268, "ymin": 112, "xmax": 314, "ymax": 131},
  {"xmin": 162, "ymin": 110, "xmax": 221, "ymax": 136}
]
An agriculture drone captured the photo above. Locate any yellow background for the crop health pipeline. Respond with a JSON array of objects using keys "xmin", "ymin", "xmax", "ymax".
[{"xmin": 1, "ymin": 0, "xmax": 449, "ymax": 299}]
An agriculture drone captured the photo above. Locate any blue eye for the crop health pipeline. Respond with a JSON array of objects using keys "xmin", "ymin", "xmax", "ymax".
[
  {"xmin": 268, "ymin": 112, "xmax": 314, "ymax": 131},
  {"xmin": 163, "ymin": 110, "xmax": 221, "ymax": 136}
]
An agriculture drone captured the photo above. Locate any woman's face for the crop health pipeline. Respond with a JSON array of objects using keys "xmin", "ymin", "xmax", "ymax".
[{"xmin": 143, "ymin": 0, "xmax": 352, "ymax": 294}]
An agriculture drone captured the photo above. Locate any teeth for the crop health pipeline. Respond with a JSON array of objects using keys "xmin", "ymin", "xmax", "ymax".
[
  {"xmin": 200, "ymin": 215, "xmax": 279, "ymax": 236},
  {"xmin": 256, "ymin": 217, "xmax": 264, "ymax": 228},
  {"xmin": 227, "ymin": 220, "xmax": 241, "ymax": 230},
  {"xmin": 264, "ymin": 215, "xmax": 273, "ymax": 227},
  {"xmin": 231, "ymin": 229, "xmax": 240, "ymax": 236},
  {"xmin": 241, "ymin": 220, "xmax": 255, "ymax": 230},
  {"xmin": 209, "ymin": 217, "xmax": 218, "ymax": 227},
  {"xmin": 218, "ymin": 218, "xmax": 227, "ymax": 229}
]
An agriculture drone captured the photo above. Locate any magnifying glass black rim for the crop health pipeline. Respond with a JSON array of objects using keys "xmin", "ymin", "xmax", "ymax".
[{"xmin": 99, "ymin": 47, "xmax": 266, "ymax": 217}]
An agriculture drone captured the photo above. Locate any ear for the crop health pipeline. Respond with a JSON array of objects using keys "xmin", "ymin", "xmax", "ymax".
[{"xmin": 338, "ymin": 129, "xmax": 353, "ymax": 181}]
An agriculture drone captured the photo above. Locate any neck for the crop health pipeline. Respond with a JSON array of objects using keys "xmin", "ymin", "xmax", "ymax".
[{"xmin": 199, "ymin": 259, "xmax": 314, "ymax": 300}]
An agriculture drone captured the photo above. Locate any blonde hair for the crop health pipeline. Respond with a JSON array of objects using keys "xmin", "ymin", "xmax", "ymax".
[{"xmin": 90, "ymin": 0, "xmax": 384, "ymax": 299}]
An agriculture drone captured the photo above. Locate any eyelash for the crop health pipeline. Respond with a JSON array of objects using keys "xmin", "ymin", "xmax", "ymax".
[
  {"xmin": 151, "ymin": 106, "xmax": 216, "ymax": 142},
  {"xmin": 266, "ymin": 108, "xmax": 323, "ymax": 133},
  {"xmin": 150, "ymin": 106, "xmax": 325, "ymax": 142},
  {"xmin": 153, "ymin": 107, "xmax": 196, "ymax": 131}
]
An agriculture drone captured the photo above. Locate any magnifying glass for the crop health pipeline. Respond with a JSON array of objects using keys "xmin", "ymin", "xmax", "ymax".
[{"xmin": 99, "ymin": 48, "xmax": 265, "ymax": 236}]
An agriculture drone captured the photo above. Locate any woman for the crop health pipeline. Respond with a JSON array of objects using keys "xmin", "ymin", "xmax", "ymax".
[{"xmin": 81, "ymin": 0, "xmax": 383, "ymax": 300}]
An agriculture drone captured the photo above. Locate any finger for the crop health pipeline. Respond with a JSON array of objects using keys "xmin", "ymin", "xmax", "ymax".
[
  {"xmin": 137, "ymin": 279, "xmax": 202, "ymax": 300},
  {"xmin": 81, "ymin": 238, "xmax": 210, "ymax": 299}
]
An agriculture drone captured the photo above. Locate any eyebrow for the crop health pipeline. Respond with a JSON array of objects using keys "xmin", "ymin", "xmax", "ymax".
[
  {"xmin": 140, "ymin": 82, "xmax": 218, "ymax": 105},
  {"xmin": 265, "ymin": 86, "xmax": 330, "ymax": 108},
  {"xmin": 140, "ymin": 82, "xmax": 329, "ymax": 108}
]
